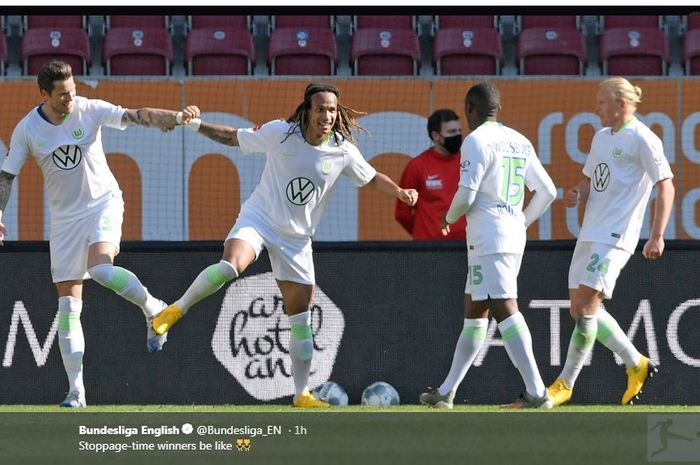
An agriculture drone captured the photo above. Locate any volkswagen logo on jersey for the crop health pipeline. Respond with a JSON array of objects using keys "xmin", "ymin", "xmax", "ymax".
[
  {"xmin": 52, "ymin": 145, "xmax": 82, "ymax": 170},
  {"xmin": 593, "ymin": 163, "xmax": 610, "ymax": 192},
  {"xmin": 286, "ymin": 177, "xmax": 315, "ymax": 205}
]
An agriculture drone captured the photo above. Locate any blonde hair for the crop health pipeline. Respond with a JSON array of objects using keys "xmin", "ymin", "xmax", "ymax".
[{"xmin": 600, "ymin": 77, "xmax": 643, "ymax": 107}]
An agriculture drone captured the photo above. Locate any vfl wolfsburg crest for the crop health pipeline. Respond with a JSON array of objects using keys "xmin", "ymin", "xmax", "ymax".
[
  {"xmin": 613, "ymin": 147, "xmax": 623, "ymax": 158},
  {"xmin": 321, "ymin": 160, "xmax": 332, "ymax": 174},
  {"xmin": 72, "ymin": 127, "xmax": 84, "ymax": 139}
]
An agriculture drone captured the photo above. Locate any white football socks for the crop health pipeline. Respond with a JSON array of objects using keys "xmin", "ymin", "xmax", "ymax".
[
  {"xmin": 289, "ymin": 311, "xmax": 313, "ymax": 400},
  {"xmin": 498, "ymin": 312, "xmax": 546, "ymax": 398},
  {"xmin": 596, "ymin": 308, "xmax": 642, "ymax": 368},
  {"xmin": 57, "ymin": 296, "xmax": 85, "ymax": 395},
  {"xmin": 438, "ymin": 318, "xmax": 488, "ymax": 396},
  {"xmin": 88, "ymin": 263, "xmax": 163, "ymax": 318},
  {"xmin": 559, "ymin": 315, "xmax": 598, "ymax": 388},
  {"xmin": 174, "ymin": 260, "xmax": 238, "ymax": 314}
]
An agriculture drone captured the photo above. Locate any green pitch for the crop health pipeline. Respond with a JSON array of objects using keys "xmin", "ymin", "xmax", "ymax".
[
  {"xmin": 1, "ymin": 404, "xmax": 700, "ymax": 413},
  {"xmin": 1, "ymin": 405, "xmax": 698, "ymax": 465}
]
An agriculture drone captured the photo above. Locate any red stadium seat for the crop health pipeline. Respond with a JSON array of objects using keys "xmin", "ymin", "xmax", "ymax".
[
  {"xmin": 268, "ymin": 27, "xmax": 337, "ymax": 75},
  {"xmin": 688, "ymin": 15, "xmax": 700, "ymax": 31},
  {"xmin": 21, "ymin": 27, "xmax": 91, "ymax": 75},
  {"xmin": 188, "ymin": 15, "xmax": 249, "ymax": 31},
  {"xmin": 518, "ymin": 15, "xmax": 579, "ymax": 31},
  {"xmin": 353, "ymin": 15, "xmax": 416, "ymax": 33},
  {"xmin": 0, "ymin": 33, "xmax": 6, "ymax": 75},
  {"xmin": 517, "ymin": 27, "xmax": 586, "ymax": 75},
  {"xmin": 272, "ymin": 15, "xmax": 333, "ymax": 30},
  {"xmin": 600, "ymin": 15, "xmax": 662, "ymax": 30},
  {"xmin": 103, "ymin": 27, "xmax": 173, "ymax": 75},
  {"xmin": 684, "ymin": 29, "xmax": 700, "ymax": 75},
  {"xmin": 106, "ymin": 16, "xmax": 169, "ymax": 30},
  {"xmin": 600, "ymin": 27, "xmax": 668, "ymax": 76},
  {"xmin": 351, "ymin": 28, "xmax": 420, "ymax": 75},
  {"xmin": 185, "ymin": 27, "xmax": 254, "ymax": 75},
  {"xmin": 24, "ymin": 15, "xmax": 85, "ymax": 31},
  {"xmin": 436, "ymin": 15, "xmax": 497, "ymax": 30},
  {"xmin": 433, "ymin": 28, "xmax": 502, "ymax": 75}
]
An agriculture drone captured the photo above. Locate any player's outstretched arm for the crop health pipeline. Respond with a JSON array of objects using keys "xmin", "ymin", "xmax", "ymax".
[
  {"xmin": 175, "ymin": 105, "xmax": 239, "ymax": 147},
  {"xmin": 122, "ymin": 108, "xmax": 180, "ymax": 132},
  {"xmin": 0, "ymin": 170, "xmax": 17, "ymax": 246},
  {"xmin": 368, "ymin": 172, "xmax": 418, "ymax": 206}
]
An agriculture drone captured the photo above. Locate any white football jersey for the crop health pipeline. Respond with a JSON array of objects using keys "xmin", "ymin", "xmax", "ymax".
[
  {"xmin": 237, "ymin": 120, "xmax": 376, "ymax": 237},
  {"xmin": 459, "ymin": 121, "xmax": 553, "ymax": 256},
  {"xmin": 579, "ymin": 117, "xmax": 673, "ymax": 253},
  {"xmin": 2, "ymin": 96, "xmax": 126, "ymax": 223}
]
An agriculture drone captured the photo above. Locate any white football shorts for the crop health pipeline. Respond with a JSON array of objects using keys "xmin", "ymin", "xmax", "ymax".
[
  {"xmin": 226, "ymin": 212, "xmax": 315, "ymax": 285},
  {"xmin": 49, "ymin": 196, "xmax": 124, "ymax": 283},
  {"xmin": 464, "ymin": 253, "xmax": 522, "ymax": 301},
  {"xmin": 568, "ymin": 241, "xmax": 631, "ymax": 299}
]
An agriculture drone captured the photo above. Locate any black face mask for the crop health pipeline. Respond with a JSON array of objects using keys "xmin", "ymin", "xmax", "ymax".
[{"xmin": 442, "ymin": 134, "xmax": 462, "ymax": 155}]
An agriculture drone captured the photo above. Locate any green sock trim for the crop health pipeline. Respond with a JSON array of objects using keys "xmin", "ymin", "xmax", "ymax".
[
  {"xmin": 572, "ymin": 326, "xmax": 596, "ymax": 349},
  {"xmin": 58, "ymin": 312, "xmax": 81, "ymax": 332},
  {"xmin": 206, "ymin": 264, "xmax": 229, "ymax": 286},
  {"xmin": 460, "ymin": 326, "xmax": 487, "ymax": 340},
  {"xmin": 501, "ymin": 321, "xmax": 528, "ymax": 342},
  {"xmin": 291, "ymin": 324, "xmax": 312, "ymax": 340},
  {"xmin": 105, "ymin": 267, "xmax": 129, "ymax": 292},
  {"xmin": 596, "ymin": 317, "xmax": 614, "ymax": 343}
]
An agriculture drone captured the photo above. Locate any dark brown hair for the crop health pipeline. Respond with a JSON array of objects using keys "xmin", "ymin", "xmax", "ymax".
[
  {"xmin": 285, "ymin": 83, "xmax": 367, "ymax": 144},
  {"xmin": 37, "ymin": 61, "xmax": 73, "ymax": 94}
]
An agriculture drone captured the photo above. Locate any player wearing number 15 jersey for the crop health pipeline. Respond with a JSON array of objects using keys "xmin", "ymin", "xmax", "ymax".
[{"xmin": 420, "ymin": 82, "xmax": 556, "ymax": 409}]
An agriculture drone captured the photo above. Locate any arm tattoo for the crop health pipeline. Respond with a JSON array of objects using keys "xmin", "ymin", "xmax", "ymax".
[
  {"xmin": 0, "ymin": 171, "xmax": 16, "ymax": 212},
  {"xmin": 198, "ymin": 121, "xmax": 238, "ymax": 146},
  {"xmin": 121, "ymin": 108, "xmax": 177, "ymax": 130}
]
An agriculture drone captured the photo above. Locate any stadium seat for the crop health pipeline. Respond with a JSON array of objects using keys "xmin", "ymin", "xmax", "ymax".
[
  {"xmin": 600, "ymin": 27, "xmax": 668, "ymax": 75},
  {"xmin": 21, "ymin": 27, "xmax": 91, "ymax": 75},
  {"xmin": 351, "ymin": 28, "xmax": 420, "ymax": 75},
  {"xmin": 600, "ymin": 15, "xmax": 662, "ymax": 30},
  {"xmin": 687, "ymin": 15, "xmax": 700, "ymax": 30},
  {"xmin": 433, "ymin": 27, "xmax": 502, "ymax": 75},
  {"xmin": 517, "ymin": 27, "xmax": 586, "ymax": 75},
  {"xmin": 24, "ymin": 15, "xmax": 85, "ymax": 32},
  {"xmin": 268, "ymin": 27, "xmax": 337, "ymax": 75},
  {"xmin": 684, "ymin": 29, "xmax": 700, "ymax": 75},
  {"xmin": 103, "ymin": 27, "xmax": 173, "ymax": 75},
  {"xmin": 517, "ymin": 15, "xmax": 579, "ymax": 32},
  {"xmin": 0, "ymin": 33, "xmax": 6, "ymax": 75},
  {"xmin": 106, "ymin": 15, "xmax": 169, "ymax": 30},
  {"xmin": 353, "ymin": 15, "xmax": 416, "ymax": 33},
  {"xmin": 185, "ymin": 27, "xmax": 254, "ymax": 75},
  {"xmin": 188, "ymin": 15, "xmax": 250, "ymax": 31},
  {"xmin": 436, "ymin": 15, "xmax": 498, "ymax": 30},
  {"xmin": 272, "ymin": 15, "xmax": 333, "ymax": 30}
]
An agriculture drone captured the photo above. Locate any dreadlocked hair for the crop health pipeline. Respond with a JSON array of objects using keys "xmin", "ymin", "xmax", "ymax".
[{"xmin": 284, "ymin": 83, "xmax": 367, "ymax": 145}]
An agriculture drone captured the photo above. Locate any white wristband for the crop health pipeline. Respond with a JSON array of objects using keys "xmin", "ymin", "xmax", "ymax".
[{"xmin": 176, "ymin": 111, "xmax": 201, "ymax": 131}]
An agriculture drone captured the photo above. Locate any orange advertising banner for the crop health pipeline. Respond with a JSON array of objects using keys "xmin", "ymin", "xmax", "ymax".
[{"xmin": 1, "ymin": 78, "xmax": 697, "ymax": 242}]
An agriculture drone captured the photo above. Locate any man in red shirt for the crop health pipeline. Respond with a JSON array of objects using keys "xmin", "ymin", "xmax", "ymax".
[{"xmin": 395, "ymin": 109, "xmax": 467, "ymax": 240}]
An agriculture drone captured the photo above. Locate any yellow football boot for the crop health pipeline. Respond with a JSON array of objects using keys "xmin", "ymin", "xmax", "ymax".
[
  {"xmin": 152, "ymin": 304, "xmax": 184, "ymax": 335},
  {"xmin": 292, "ymin": 391, "xmax": 331, "ymax": 408},
  {"xmin": 622, "ymin": 356, "xmax": 657, "ymax": 405},
  {"xmin": 547, "ymin": 379, "xmax": 573, "ymax": 407}
]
